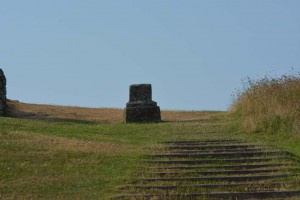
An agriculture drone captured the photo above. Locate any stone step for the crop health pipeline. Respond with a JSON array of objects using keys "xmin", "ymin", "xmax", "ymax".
[
  {"xmin": 146, "ymin": 168, "xmax": 294, "ymax": 176},
  {"xmin": 167, "ymin": 144, "xmax": 259, "ymax": 150},
  {"xmin": 168, "ymin": 148, "xmax": 265, "ymax": 153},
  {"xmin": 147, "ymin": 151, "xmax": 290, "ymax": 158},
  {"xmin": 114, "ymin": 191, "xmax": 300, "ymax": 199},
  {"xmin": 140, "ymin": 174, "xmax": 298, "ymax": 182},
  {"xmin": 120, "ymin": 181, "xmax": 300, "ymax": 191},
  {"xmin": 149, "ymin": 163, "xmax": 292, "ymax": 170},
  {"xmin": 163, "ymin": 139, "xmax": 245, "ymax": 144},
  {"xmin": 148, "ymin": 157, "xmax": 288, "ymax": 165}
]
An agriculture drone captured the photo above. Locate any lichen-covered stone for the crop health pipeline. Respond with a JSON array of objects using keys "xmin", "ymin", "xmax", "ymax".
[
  {"xmin": 124, "ymin": 84, "xmax": 161, "ymax": 123},
  {"xmin": 0, "ymin": 68, "xmax": 7, "ymax": 116}
]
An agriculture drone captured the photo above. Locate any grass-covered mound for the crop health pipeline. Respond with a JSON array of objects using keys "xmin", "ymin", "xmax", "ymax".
[{"xmin": 230, "ymin": 73, "xmax": 300, "ymax": 136}]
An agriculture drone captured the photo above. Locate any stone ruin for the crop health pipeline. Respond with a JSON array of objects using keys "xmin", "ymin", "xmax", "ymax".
[
  {"xmin": 0, "ymin": 69, "xmax": 7, "ymax": 116},
  {"xmin": 124, "ymin": 84, "xmax": 161, "ymax": 123}
]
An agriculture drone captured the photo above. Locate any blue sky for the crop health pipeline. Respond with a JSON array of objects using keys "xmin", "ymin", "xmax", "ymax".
[{"xmin": 1, "ymin": 0, "xmax": 300, "ymax": 110}]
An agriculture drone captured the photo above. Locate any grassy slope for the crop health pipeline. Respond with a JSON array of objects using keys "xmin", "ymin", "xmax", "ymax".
[
  {"xmin": 230, "ymin": 74, "xmax": 300, "ymax": 136},
  {"xmin": 1, "ymin": 101, "xmax": 229, "ymax": 199},
  {"xmin": 1, "ymin": 100, "xmax": 299, "ymax": 199},
  {"xmin": 229, "ymin": 74, "xmax": 300, "ymax": 157}
]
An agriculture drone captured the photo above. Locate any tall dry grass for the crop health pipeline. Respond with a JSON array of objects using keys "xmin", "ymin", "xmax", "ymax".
[{"xmin": 230, "ymin": 73, "xmax": 300, "ymax": 135}]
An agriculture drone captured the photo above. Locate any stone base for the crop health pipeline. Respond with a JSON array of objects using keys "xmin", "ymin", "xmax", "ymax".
[
  {"xmin": 124, "ymin": 106, "xmax": 161, "ymax": 123},
  {"xmin": 0, "ymin": 99, "xmax": 6, "ymax": 116}
]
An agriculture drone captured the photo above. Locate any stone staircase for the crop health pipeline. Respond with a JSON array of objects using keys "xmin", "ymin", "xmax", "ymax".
[{"xmin": 116, "ymin": 139, "xmax": 300, "ymax": 199}]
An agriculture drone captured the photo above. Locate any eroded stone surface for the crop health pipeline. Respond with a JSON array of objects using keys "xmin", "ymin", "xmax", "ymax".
[
  {"xmin": 124, "ymin": 84, "xmax": 161, "ymax": 123},
  {"xmin": 129, "ymin": 84, "xmax": 152, "ymax": 103}
]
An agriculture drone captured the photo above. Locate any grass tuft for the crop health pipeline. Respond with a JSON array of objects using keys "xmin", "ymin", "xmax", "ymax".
[{"xmin": 230, "ymin": 72, "xmax": 300, "ymax": 136}]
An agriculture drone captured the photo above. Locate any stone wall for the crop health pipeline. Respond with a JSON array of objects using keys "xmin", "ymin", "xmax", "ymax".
[{"xmin": 0, "ymin": 69, "xmax": 7, "ymax": 116}]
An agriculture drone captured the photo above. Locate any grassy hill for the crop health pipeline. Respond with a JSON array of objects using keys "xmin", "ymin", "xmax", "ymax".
[
  {"xmin": 1, "ymin": 101, "xmax": 229, "ymax": 199},
  {"xmin": 1, "ymin": 96, "xmax": 299, "ymax": 199},
  {"xmin": 229, "ymin": 73, "xmax": 300, "ymax": 158}
]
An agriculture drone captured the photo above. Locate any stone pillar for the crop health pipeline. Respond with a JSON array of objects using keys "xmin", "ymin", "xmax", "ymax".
[
  {"xmin": 0, "ymin": 69, "xmax": 7, "ymax": 116},
  {"xmin": 124, "ymin": 84, "xmax": 161, "ymax": 123}
]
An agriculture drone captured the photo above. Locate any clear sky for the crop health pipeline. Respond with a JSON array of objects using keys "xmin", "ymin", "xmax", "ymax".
[{"xmin": 1, "ymin": 0, "xmax": 300, "ymax": 111}]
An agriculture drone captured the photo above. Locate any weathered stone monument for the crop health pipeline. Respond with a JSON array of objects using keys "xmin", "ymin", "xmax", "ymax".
[
  {"xmin": 0, "ymin": 69, "xmax": 7, "ymax": 116},
  {"xmin": 124, "ymin": 84, "xmax": 161, "ymax": 123}
]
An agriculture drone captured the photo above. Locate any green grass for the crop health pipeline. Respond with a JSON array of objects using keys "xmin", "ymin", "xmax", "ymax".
[
  {"xmin": 1, "ymin": 112, "xmax": 228, "ymax": 199},
  {"xmin": 1, "ymin": 109, "xmax": 300, "ymax": 199}
]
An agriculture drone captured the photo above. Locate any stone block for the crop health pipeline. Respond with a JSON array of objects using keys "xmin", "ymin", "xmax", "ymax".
[
  {"xmin": 124, "ymin": 84, "xmax": 161, "ymax": 123},
  {"xmin": 0, "ymin": 68, "xmax": 7, "ymax": 116}
]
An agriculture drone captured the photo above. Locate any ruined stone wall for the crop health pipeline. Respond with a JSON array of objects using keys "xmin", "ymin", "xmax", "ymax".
[{"xmin": 0, "ymin": 69, "xmax": 7, "ymax": 116}]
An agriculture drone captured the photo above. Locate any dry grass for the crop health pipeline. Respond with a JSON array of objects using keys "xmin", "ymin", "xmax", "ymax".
[
  {"xmin": 7, "ymin": 100, "xmax": 123, "ymax": 123},
  {"xmin": 7, "ymin": 100, "xmax": 218, "ymax": 123},
  {"xmin": 2, "ymin": 131, "xmax": 124, "ymax": 154},
  {"xmin": 230, "ymin": 73, "xmax": 300, "ymax": 135}
]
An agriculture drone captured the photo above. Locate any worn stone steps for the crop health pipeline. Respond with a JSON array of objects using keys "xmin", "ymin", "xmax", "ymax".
[
  {"xmin": 115, "ymin": 191, "xmax": 300, "ymax": 199},
  {"xmin": 120, "ymin": 181, "xmax": 300, "ymax": 191},
  {"xmin": 147, "ymin": 151, "xmax": 290, "ymax": 158},
  {"xmin": 116, "ymin": 139, "xmax": 300, "ymax": 199},
  {"xmin": 148, "ymin": 157, "xmax": 289, "ymax": 165},
  {"xmin": 169, "ymin": 148, "xmax": 265, "ymax": 153},
  {"xmin": 149, "ymin": 163, "xmax": 292, "ymax": 170},
  {"xmin": 163, "ymin": 139, "xmax": 245, "ymax": 144},
  {"xmin": 167, "ymin": 144, "xmax": 259, "ymax": 150},
  {"xmin": 140, "ymin": 174, "xmax": 298, "ymax": 182},
  {"xmin": 146, "ymin": 168, "xmax": 296, "ymax": 176}
]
